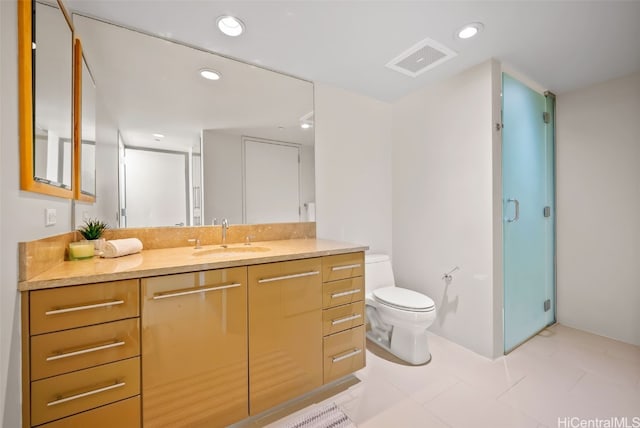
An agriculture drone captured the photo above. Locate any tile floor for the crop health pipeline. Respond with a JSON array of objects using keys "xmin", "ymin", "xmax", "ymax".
[{"xmin": 269, "ymin": 324, "xmax": 640, "ymax": 428}]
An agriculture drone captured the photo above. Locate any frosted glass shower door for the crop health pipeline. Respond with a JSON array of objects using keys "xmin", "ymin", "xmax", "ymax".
[{"xmin": 503, "ymin": 73, "xmax": 555, "ymax": 352}]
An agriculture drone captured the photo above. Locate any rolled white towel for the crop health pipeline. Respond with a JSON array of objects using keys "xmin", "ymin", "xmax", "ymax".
[{"xmin": 101, "ymin": 238, "xmax": 143, "ymax": 258}]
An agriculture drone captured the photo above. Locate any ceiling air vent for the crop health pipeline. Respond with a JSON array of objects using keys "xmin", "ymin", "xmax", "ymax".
[{"xmin": 385, "ymin": 38, "xmax": 457, "ymax": 78}]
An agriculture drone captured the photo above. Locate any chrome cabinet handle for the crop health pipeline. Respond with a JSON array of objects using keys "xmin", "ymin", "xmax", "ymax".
[
  {"xmin": 47, "ymin": 382, "xmax": 126, "ymax": 406},
  {"xmin": 153, "ymin": 283, "xmax": 241, "ymax": 300},
  {"xmin": 331, "ymin": 289, "xmax": 361, "ymax": 299},
  {"xmin": 331, "ymin": 263, "xmax": 361, "ymax": 271},
  {"xmin": 46, "ymin": 340, "xmax": 126, "ymax": 361},
  {"xmin": 506, "ymin": 198, "xmax": 520, "ymax": 223},
  {"xmin": 258, "ymin": 271, "xmax": 319, "ymax": 284},
  {"xmin": 45, "ymin": 300, "xmax": 125, "ymax": 316},
  {"xmin": 331, "ymin": 314, "xmax": 362, "ymax": 325},
  {"xmin": 332, "ymin": 348, "xmax": 362, "ymax": 363}
]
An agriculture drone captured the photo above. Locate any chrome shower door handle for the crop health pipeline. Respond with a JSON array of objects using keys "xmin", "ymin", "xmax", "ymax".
[{"xmin": 506, "ymin": 198, "xmax": 520, "ymax": 223}]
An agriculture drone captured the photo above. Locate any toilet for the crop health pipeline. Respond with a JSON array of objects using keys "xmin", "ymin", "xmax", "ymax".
[{"xmin": 365, "ymin": 254, "xmax": 436, "ymax": 365}]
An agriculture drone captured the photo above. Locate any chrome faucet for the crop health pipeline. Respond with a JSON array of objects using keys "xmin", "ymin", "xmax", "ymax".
[{"xmin": 221, "ymin": 218, "xmax": 229, "ymax": 248}]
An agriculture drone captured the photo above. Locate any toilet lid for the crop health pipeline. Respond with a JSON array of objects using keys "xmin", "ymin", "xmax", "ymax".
[{"xmin": 372, "ymin": 287, "xmax": 435, "ymax": 312}]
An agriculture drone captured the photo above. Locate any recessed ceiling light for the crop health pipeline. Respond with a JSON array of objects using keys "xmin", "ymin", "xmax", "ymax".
[
  {"xmin": 217, "ymin": 15, "xmax": 245, "ymax": 37},
  {"xmin": 301, "ymin": 123, "xmax": 311, "ymax": 129},
  {"xmin": 152, "ymin": 133, "xmax": 164, "ymax": 139},
  {"xmin": 456, "ymin": 22, "xmax": 484, "ymax": 40},
  {"xmin": 199, "ymin": 68, "xmax": 221, "ymax": 81}
]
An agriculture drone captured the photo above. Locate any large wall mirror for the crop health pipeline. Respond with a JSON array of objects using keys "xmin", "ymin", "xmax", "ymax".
[
  {"xmin": 71, "ymin": 13, "xmax": 315, "ymax": 228},
  {"xmin": 19, "ymin": 0, "xmax": 75, "ymax": 198}
]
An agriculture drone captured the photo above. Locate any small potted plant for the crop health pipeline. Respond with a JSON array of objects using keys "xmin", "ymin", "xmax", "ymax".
[{"xmin": 78, "ymin": 218, "xmax": 108, "ymax": 254}]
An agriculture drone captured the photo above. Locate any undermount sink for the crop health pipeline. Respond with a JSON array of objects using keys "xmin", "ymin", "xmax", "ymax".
[{"xmin": 193, "ymin": 246, "xmax": 271, "ymax": 257}]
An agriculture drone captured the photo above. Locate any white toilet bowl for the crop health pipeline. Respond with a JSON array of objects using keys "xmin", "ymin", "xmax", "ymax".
[{"xmin": 365, "ymin": 255, "xmax": 436, "ymax": 365}]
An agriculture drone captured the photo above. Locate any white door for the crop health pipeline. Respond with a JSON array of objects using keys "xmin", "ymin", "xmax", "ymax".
[
  {"xmin": 124, "ymin": 148, "xmax": 188, "ymax": 227},
  {"xmin": 244, "ymin": 139, "xmax": 300, "ymax": 224}
]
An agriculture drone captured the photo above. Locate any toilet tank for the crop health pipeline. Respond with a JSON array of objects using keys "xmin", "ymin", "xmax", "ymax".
[{"xmin": 364, "ymin": 254, "xmax": 396, "ymax": 292}]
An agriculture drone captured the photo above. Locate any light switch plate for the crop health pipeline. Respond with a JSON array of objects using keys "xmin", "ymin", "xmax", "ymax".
[{"xmin": 45, "ymin": 208, "xmax": 56, "ymax": 226}]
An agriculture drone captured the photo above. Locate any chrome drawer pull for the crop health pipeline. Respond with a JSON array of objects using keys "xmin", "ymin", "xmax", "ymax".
[
  {"xmin": 45, "ymin": 300, "xmax": 125, "ymax": 316},
  {"xmin": 46, "ymin": 340, "xmax": 126, "ymax": 361},
  {"xmin": 153, "ymin": 283, "xmax": 241, "ymax": 300},
  {"xmin": 332, "ymin": 348, "xmax": 362, "ymax": 363},
  {"xmin": 331, "ymin": 263, "xmax": 361, "ymax": 271},
  {"xmin": 331, "ymin": 314, "xmax": 362, "ymax": 326},
  {"xmin": 331, "ymin": 289, "xmax": 361, "ymax": 299},
  {"xmin": 258, "ymin": 271, "xmax": 320, "ymax": 284},
  {"xmin": 47, "ymin": 381, "xmax": 126, "ymax": 407}
]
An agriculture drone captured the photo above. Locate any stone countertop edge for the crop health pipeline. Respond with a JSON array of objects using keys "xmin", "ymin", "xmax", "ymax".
[{"xmin": 19, "ymin": 239, "xmax": 369, "ymax": 291}]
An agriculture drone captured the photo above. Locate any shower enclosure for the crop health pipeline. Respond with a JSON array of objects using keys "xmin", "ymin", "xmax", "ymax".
[{"xmin": 502, "ymin": 73, "xmax": 556, "ymax": 352}]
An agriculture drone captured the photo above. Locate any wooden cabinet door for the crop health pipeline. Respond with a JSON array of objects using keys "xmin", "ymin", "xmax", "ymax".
[
  {"xmin": 141, "ymin": 268, "xmax": 248, "ymax": 428},
  {"xmin": 248, "ymin": 258, "xmax": 323, "ymax": 415}
]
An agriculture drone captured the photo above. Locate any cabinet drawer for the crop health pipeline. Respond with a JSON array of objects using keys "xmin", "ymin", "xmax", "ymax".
[
  {"xmin": 31, "ymin": 318, "xmax": 140, "ymax": 381},
  {"xmin": 322, "ymin": 252, "xmax": 364, "ymax": 282},
  {"xmin": 322, "ymin": 302, "xmax": 364, "ymax": 336},
  {"xmin": 31, "ymin": 357, "xmax": 140, "ymax": 426},
  {"xmin": 37, "ymin": 396, "xmax": 140, "ymax": 428},
  {"xmin": 323, "ymin": 326, "xmax": 365, "ymax": 384},
  {"xmin": 322, "ymin": 277, "xmax": 364, "ymax": 308},
  {"xmin": 30, "ymin": 280, "xmax": 139, "ymax": 335}
]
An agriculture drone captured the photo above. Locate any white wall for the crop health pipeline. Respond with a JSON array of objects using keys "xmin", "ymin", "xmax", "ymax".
[
  {"xmin": 391, "ymin": 60, "xmax": 501, "ymax": 358},
  {"xmin": 314, "ymin": 83, "xmax": 392, "ymax": 255},
  {"xmin": 556, "ymin": 71, "xmax": 640, "ymax": 346},
  {"xmin": 1, "ymin": 1, "xmax": 74, "ymax": 425}
]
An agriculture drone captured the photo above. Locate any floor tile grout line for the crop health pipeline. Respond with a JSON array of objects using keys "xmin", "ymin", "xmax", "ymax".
[
  {"xmin": 495, "ymin": 373, "xmax": 528, "ymax": 400},
  {"xmin": 566, "ymin": 369, "xmax": 586, "ymax": 393}
]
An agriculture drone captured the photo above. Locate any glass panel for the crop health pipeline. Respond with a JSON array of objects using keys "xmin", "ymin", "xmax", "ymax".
[
  {"xmin": 34, "ymin": 1, "xmax": 73, "ymax": 189},
  {"xmin": 80, "ymin": 56, "xmax": 97, "ymax": 196},
  {"xmin": 502, "ymin": 73, "xmax": 555, "ymax": 352}
]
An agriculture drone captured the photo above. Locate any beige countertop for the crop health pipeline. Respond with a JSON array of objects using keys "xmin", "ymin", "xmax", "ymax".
[{"xmin": 19, "ymin": 239, "xmax": 368, "ymax": 291}]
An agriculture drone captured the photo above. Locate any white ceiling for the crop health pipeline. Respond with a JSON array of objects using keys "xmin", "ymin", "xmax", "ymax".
[
  {"xmin": 73, "ymin": 14, "xmax": 314, "ymax": 150},
  {"xmin": 64, "ymin": 1, "xmax": 640, "ymax": 102}
]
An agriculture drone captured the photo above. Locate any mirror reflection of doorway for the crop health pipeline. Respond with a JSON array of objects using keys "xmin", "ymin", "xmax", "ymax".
[
  {"xmin": 121, "ymin": 147, "xmax": 189, "ymax": 228},
  {"xmin": 243, "ymin": 138, "xmax": 301, "ymax": 224}
]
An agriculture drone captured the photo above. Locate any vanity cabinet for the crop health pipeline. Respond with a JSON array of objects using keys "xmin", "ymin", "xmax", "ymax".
[
  {"xmin": 21, "ymin": 245, "xmax": 366, "ymax": 427},
  {"xmin": 141, "ymin": 268, "xmax": 248, "ymax": 428},
  {"xmin": 22, "ymin": 279, "xmax": 141, "ymax": 427},
  {"xmin": 248, "ymin": 258, "xmax": 323, "ymax": 414},
  {"xmin": 321, "ymin": 253, "xmax": 366, "ymax": 384}
]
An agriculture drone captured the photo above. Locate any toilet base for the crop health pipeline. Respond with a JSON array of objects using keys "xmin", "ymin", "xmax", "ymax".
[{"xmin": 366, "ymin": 328, "xmax": 431, "ymax": 366}]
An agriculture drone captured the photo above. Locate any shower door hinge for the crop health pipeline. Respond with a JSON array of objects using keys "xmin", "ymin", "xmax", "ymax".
[
  {"xmin": 542, "ymin": 112, "xmax": 550, "ymax": 124},
  {"xmin": 496, "ymin": 123, "xmax": 504, "ymax": 131},
  {"xmin": 543, "ymin": 206, "xmax": 551, "ymax": 217},
  {"xmin": 544, "ymin": 299, "xmax": 551, "ymax": 312}
]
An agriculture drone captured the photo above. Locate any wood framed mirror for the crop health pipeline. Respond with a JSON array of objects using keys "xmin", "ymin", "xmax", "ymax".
[{"xmin": 18, "ymin": 0, "xmax": 75, "ymax": 199}]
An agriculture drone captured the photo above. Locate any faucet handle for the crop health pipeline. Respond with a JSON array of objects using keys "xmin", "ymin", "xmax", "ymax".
[{"xmin": 188, "ymin": 238, "xmax": 201, "ymax": 249}]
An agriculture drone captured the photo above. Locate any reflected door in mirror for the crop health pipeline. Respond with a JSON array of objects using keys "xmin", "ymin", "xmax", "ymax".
[
  {"xmin": 123, "ymin": 148, "xmax": 189, "ymax": 228},
  {"xmin": 244, "ymin": 139, "xmax": 301, "ymax": 224}
]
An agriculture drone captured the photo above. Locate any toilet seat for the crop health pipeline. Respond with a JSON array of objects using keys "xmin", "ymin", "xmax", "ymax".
[{"xmin": 372, "ymin": 287, "xmax": 435, "ymax": 312}]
